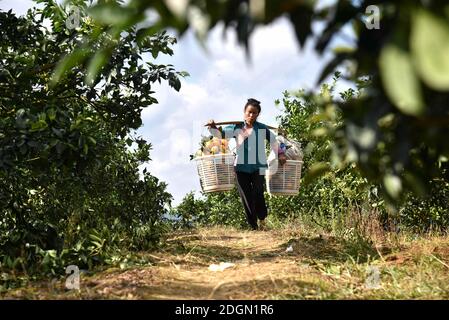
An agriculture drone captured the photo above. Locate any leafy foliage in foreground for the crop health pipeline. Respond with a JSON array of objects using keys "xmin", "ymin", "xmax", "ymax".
[{"xmin": 0, "ymin": 5, "xmax": 185, "ymax": 277}]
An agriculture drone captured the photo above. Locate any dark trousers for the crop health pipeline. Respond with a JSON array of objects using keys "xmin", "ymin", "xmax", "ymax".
[{"xmin": 235, "ymin": 170, "xmax": 268, "ymax": 229}]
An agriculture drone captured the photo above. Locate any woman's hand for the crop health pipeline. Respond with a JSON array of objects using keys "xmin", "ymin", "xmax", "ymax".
[
  {"xmin": 278, "ymin": 153, "xmax": 287, "ymax": 166},
  {"xmin": 206, "ymin": 119, "xmax": 217, "ymax": 129}
]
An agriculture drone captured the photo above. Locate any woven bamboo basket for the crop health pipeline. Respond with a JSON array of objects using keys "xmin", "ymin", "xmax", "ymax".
[
  {"xmin": 194, "ymin": 153, "xmax": 235, "ymax": 193},
  {"xmin": 265, "ymin": 160, "xmax": 303, "ymax": 195}
]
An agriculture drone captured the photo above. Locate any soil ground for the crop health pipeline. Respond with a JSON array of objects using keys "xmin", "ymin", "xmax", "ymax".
[{"xmin": 3, "ymin": 226, "xmax": 449, "ymax": 299}]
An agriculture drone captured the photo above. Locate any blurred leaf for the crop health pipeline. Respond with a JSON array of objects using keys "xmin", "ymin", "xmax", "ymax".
[
  {"xmin": 303, "ymin": 162, "xmax": 331, "ymax": 185},
  {"xmin": 136, "ymin": 25, "xmax": 162, "ymax": 46},
  {"xmin": 85, "ymin": 48, "xmax": 111, "ymax": 86},
  {"xmin": 312, "ymin": 127, "xmax": 328, "ymax": 137},
  {"xmin": 289, "ymin": 5, "xmax": 313, "ymax": 49},
  {"xmin": 187, "ymin": 5, "xmax": 211, "ymax": 42},
  {"xmin": 47, "ymin": 108, "xmax": 56, "ymax": 121},
  {"xmin": 318, "ymin": 52, "xmax": 352, "ymax": 84},
  {"xmin": 380, "ymin": 43, "xmax": 424, "ymax": 115},
  {"xmin": 403, "ymin": 172, "xmax": 426, "ymax": 198},
  {"xmin": 51, "ymin": 48, "xmax": 89, "ymax": 86},
  {"xmin": 315, "ymin": 1, "xmax": 359, "ymax": 53},
  {"xmin": 88, "ymin": 2, "xmax": 137, "ymax": 26},
  {"xmin": 384, "ymin": 173, "xmax": 402, "ymax": 199},
  {"xmin": 412, "ymin": 9, "xmax": 449, "ymax": 90},
  {"xmin": 178, "ymin": 71, "xmax": 190, "ymax": 77},
  {"xmin": 347, "ymin": 124, "xmax": 376, "ymax": 149}
]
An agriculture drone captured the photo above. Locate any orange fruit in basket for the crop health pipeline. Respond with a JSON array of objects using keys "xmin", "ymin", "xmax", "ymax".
[
  {"xmin": 221, "ymin": 139, "xmax": 228, "ymax": 148},
  {"xmin": 210, "ymin": 146, "xmax": 220, "ymax": 154}
]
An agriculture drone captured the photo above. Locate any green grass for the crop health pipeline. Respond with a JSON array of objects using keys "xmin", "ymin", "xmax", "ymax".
[{"xmin": 1, "ymin": 221, "xmax": 449, "ymax": 299}]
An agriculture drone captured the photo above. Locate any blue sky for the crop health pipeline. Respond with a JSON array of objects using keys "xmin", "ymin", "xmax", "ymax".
[{"xmin": 2, "ymin": 0, "xmax": 354, "ymax": 205}]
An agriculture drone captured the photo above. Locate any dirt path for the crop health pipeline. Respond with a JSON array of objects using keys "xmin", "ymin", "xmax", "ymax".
[
  {"xmin": 4, "ymin": 226, "xmax": 334, "ymax": 299},
  {"xmin": 78, "ymin": 226, "xmax": 323, "ymax": 299},
  {"xmin": 4, "ymin": 226, "xmax": 449, "ymax": 299}
]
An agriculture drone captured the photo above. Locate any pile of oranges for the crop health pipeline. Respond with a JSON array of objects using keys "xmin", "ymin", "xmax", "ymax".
[{"xmin": 194, "ymin": 136, "xmax": 231, "ymax": 158}]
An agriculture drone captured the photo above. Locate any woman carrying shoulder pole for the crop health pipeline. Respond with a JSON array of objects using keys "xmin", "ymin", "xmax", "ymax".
[{"xmin": 206, "ymin": 98, "xmax": 287, "ymax": 230}]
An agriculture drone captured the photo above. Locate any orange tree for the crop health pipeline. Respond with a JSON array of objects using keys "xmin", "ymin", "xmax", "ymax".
[{"xmin": 0, "ymin": 4, "xmax": 187, "ymax": 276}]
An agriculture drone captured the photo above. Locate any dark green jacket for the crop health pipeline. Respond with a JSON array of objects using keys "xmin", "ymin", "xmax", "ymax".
[{"xmin": 219, "ymin": 121, "xmax": 277, "ymax": 173}]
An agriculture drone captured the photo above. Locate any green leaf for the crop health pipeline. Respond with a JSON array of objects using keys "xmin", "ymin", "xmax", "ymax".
[
  {"xmin": 289, "ymin": 6, "xmax": 313, "ymax": 49},
  {"xmin": 412, "ymin": 9, "xmax": 449, "ymax": 90},
  {"xmin": 51, "ymin": 48, "xmax": 89, "ymax": 86},
  {"xmin": 136, "ymin": 25, "xmax": 162, "ymax": 46},
  {"xmin": 347, "ymin": 124, "xmax": 376, "ymax": 149},
  {"xmin": 169, "ymin": 77, "xmax": 181, "ymax": 91},
  {"xmin": 403, "ymin": 172, "xmax": 426, "ymax": 198},
  {"xmin": 333, "ymin": 46, "xmax": 356, "ymax": 55},
  {"xmin": 379, "ymin": 43, "xmax": 424, "ymax": 116},
  {"xmin": 47, "ymin": 108, "xmax": 56, "ymax": 121},
  {"xmin": 303, "ymin": 162, "xmax": 331, "ymax": 185},
  {"xmin": 30, "ymin": 119, "xmax": 48, "ymax": 131},
  {"xmin": 85, "ymin": 48, "xmax": 111, "ymax": 86},
  {"xmin": 88, "ymin": 3, "xmax": 135, "ymax": 26},
  {"xmin": 383, "ymin": 173, "xmax": 402, "ymax": 199},
  {"xmin": 151, "ymin": 46, "xmax": 159, "ymax": 59},
  {"xmin": 87, "ymin": 136, "xmax": 97, "ymax": 145},
  {"xmin": 49, "ymin": 139, "xmax": 59, "ymax": 148},
  {"xmin": 312, "ymin": 127, "xmax": 328, "ymax": 137},
  {"xmin": 178, "ymin": 71, "xmax": 190, "ymax": 78}
]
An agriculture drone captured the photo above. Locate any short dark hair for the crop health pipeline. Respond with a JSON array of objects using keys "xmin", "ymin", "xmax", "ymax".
[{"xmin": 244, "ymin": 98, "xmax": 261, "ymax": 113}]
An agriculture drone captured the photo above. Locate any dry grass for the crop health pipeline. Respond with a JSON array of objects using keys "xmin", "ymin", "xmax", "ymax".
[{"xmin": 2, "ymin": 223, "xmax": 449, "ymax": 300}]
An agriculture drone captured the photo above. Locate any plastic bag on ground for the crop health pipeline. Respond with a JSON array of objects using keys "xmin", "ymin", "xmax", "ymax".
[{"xmin": 208, "ymin": 262, "xmax": 235, "ymax": 272}]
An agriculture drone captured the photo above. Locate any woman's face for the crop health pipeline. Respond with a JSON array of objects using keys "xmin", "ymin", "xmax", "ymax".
[{"xmin": 244, "ymin": 105, "xmax": 259, "ymax": 125}]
